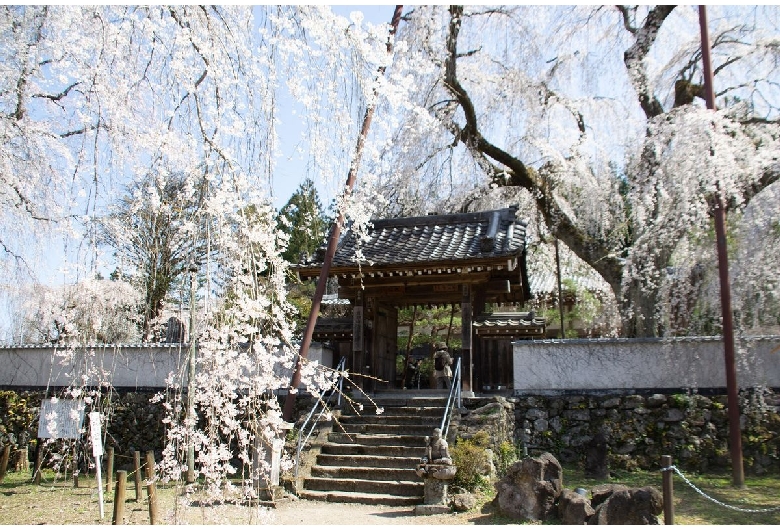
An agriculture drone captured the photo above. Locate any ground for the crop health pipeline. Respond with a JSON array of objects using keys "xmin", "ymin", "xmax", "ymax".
[{"xmin": 0, "ymin": 471, "xmax": 509, "ymax": 525}]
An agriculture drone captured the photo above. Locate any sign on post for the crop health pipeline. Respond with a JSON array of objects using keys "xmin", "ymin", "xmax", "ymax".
[{"xmin": 89, "ymin": 411, "xmax": 105, "ymax": 520}]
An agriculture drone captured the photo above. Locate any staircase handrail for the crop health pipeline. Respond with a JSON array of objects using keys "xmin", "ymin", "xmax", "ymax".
[
  {"xmin": 440, "ymin": 356, "xmax": 462, "ymax": 439},
  {"xmin": 294, "ymin": 356, "xmax": 347, "ymax": 478}
]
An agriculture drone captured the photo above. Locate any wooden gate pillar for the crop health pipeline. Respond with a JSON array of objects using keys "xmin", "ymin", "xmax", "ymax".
[{"xmin": 461, "ymin": 285, "xmax": 474, "ymax": 395}]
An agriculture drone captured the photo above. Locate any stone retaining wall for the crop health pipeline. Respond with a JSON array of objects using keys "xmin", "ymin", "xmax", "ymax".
[
  {"xmin": 0, "ymin": 389, "xmax": 314, "ymax": 473},
  {"xmin": 456, "ymin": 389, "xmax": 780, "ymax": 475},
  {"xmin": 4, "ymin": 389, "xmax": 778, "ymax": 476},
  {"xmin": 0, "ymin": 389, "xmax": 168, "ymax": 470}
]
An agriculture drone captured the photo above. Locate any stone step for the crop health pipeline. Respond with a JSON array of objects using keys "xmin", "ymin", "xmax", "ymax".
[
  {"xmin": 297, "ymin": 489, "xmax": 422, "ymax": 507},
  {"xmin": 327, "ymin": 432, "xmax": 427, "ymax": 447},
  {"xmin": 338, "ymin": 423, "xmax": 436, "ymax": 436},
  {"xmin": 316, "ymin": 453, "xmax": 420, "ymax": 469},
  {"xmin": 310, "ymin": 465, "xmax": 421, "ymax": 482},
  {"xmin": 345, "ymin": 399, "xmax": 448, "ymax": 410},
  {"xmin": 320, "ymin": 443, "xmax": 426, "ymax": 458},
  {"xmin": 303, "ymin": 476, "xmax": 424, "ymax": 497},
  {"xmin": 338, "ymin": 413, "xmax": 442, "ymax": 426},
  {"xmin": 297, "ymin": 393, "xmax": 450, "ymax": 506}
]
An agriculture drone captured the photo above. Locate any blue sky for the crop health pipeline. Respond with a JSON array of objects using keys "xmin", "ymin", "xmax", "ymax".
[{"xmin": 270, "ymin": 5, "xmax": 396, "ymax": 210}]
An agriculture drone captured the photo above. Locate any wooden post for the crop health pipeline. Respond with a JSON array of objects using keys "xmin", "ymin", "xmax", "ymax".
[
  {"xmin": 15, "ymin": 445, "xmax": 29, "ymax": 473},
  {"xmin": 144, "ymin": 451, "xmax": 156, "ymax": 482},
  {"xmin": 662, "ymin": 455, "xmax": 674, "ymax": 526},
  {"xmin": 145, "ymin": 451, "xmax": 158, "ymax": 525},
  {"xmin": 0, "ymin": 444, "xmax": 10, "ymax": 482},
  {"xmin": 112, "ymin": 470, "xmax": 127, "ymax": 525},
  {"xmin": 134, "ymin": 451, "xmax": 143, "ymax": 502},
  {"xmin": 73, "ymin": 443, "xmax": 79, "ymax": 488},
  {"xmin": 32, "ymin": 440, "xmax": 42, "ymax": 485},
  {"xmin": 461, "ymin": 284, "xmax": 473, "ymax": 394},
  {"xmin": 698, "ymin": 4, "xmax": 744, "ymax": 488},
  {"xmin": 105, "ymin": 446, "xmax": 114, "ymax": 493}
]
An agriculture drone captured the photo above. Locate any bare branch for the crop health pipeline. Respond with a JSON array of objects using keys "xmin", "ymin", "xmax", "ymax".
[
  {"xmin": 621, "ymin": 5, "xmax": 676, "ymax": 119},
  {"xmin": 616, "ymin": 5, "xmax": 637, "ymax": 34},
  {"xmin": 442, "ymin": 5, "xmax": 623, "ymax": 292}
]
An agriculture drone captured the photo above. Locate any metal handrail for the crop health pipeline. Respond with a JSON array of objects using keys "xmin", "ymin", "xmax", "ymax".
[
  {"xmin": 440, "ymin": 356, "xmax": 461, "ymax": 439},
  {"xmin": 294, "ymin": 356, "xmax": 347, "ymax": 477}
]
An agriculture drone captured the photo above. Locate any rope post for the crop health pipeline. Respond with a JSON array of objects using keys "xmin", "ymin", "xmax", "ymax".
[
  {"xmin": 72, "ymin": 444, "xmax": 79, "ymax": 488},
  {"xmin": 32, "ymin": 439, "xmax": 43, "ymax": 485},
  {"xmin": 112, "ymin": 470, "xmax": 127, "ymax": 525},
  {"xmin": 105, "ymin": 446, "xmax": 114, "ymax": 493},
  {"xmin": 662, "ymin": 455, "xmax": 674, "ymax": 525},
  {"xmin": 133, "ymin": 451, "xmax": 143, "ymax": 502},
  {"xmin": 0, "ymin": 444, "xmax": 10, "ymax": 482},
  {"xmin": 145, "ymin": 451, "xmax": 158, "ymax": 525}
]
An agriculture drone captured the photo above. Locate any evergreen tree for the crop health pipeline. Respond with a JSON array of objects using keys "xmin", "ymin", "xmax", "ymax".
[{"xmin": 277, "ymin": 178, "xmax": 329, "ymax": 264}]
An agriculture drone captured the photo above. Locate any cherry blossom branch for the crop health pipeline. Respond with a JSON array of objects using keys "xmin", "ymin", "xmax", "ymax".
[
  {"xmin": 619, "ymin": 5, "xmax": 675, "ymax": 119},
  {"xmin": 443, "ymin": 5, "xmax": 624, "ymax": 292}
]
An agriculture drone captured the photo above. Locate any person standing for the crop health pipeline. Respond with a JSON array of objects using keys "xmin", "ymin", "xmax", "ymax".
[{"xmin": 432, "ymin": 341, "xmax": 453, "ymax": 389}]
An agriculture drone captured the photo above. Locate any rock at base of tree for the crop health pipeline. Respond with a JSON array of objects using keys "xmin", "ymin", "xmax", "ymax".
[
  {"xmin": 558, "ymin": 488, "xmax": 595, "ymax": 525},
  {"xmin": 584, "ymin": 429, "xmax": 609, "ymax": 479},
  {"xmin": 451, "ymin": 492, "xmax": 477, "ymax": 512},
  {"xmin": 588, "ymin": 486, "xmax": 662, "ymax": 525},
  {"xmin": 493, "ymin": 452, "xmax": 563, "ymax": 522}
]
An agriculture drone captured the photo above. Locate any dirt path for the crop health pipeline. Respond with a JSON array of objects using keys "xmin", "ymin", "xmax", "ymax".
[{"xmin": 262, "ymin": 497, "xmax": 497, "ymax": 526}]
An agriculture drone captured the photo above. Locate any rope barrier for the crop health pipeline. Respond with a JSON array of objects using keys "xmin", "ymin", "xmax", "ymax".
[{"xmin": 662, "ymin": 465, "xmax": 780, "ymax": 514}]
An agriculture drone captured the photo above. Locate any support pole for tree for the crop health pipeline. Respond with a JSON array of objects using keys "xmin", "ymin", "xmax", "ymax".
[
  {"xmin": 555, "ymin": 238, "xmax": 565, "ymax": 339},
  {"xmin": 186, "ymin": 263, "xmax": 198, "ymax": 484},
  {"xmin": 283, "ymin": 5, "xmax": 404, "ymax": 421},
  {"xmin": 699, "ymin": 5, "xmax": 744, "ymax": 488}
]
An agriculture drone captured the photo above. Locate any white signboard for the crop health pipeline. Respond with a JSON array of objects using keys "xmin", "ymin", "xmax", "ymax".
[
  {"xmin": 89, "ymin": 411, "xmax": 105, "ymax": 519},
  {"xmin": 37, "ymin": 399, "xmax": 86, "ymax": 439},
  {"xmin": 89, "ymin": 411, "xmax": 103, "ymax": 457}
]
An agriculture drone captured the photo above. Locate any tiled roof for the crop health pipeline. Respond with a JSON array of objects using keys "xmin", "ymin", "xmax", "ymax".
[
  {"xmin": 301, "ymin": 206, "xmax": 527, "ymax": 273},
  {"xmin": 528, "ymin": 271, "xmax": 611, "ymax": 297}
]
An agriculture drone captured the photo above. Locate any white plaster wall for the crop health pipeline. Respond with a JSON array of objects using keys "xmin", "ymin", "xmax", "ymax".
[
  {"xmin": 0, "ymin": 345, "xmax": 186, "ymax": 388},
  {"xmin": 0, "ymin": 343, "xmax": 329, "ymax": 389},
  {"xmin": 513, "ymin": 336, "xmax": 780, "ymax": 392}
]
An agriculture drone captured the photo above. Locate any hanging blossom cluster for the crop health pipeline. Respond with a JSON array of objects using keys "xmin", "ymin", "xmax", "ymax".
[
  {"xmin": 0, "ymin": 5, "xmax": 398, "ymax": 511},
  {"xmin": 617, "ymin": 103, "xmax": 780, "ymax": 335}
]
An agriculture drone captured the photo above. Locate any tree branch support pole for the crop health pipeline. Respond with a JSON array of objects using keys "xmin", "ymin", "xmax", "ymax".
[
  {"xmin": 186, "ymin": 264, "xmax": 198, "ymax": 484},
  {"xmin": 699, "ymin": 5, "xmax": 744, "ymax": 488},
  {"xmin": 555, "ymin": 238, "xmax": 565, "ymax": 339},
  {"xmin": 283, "ymin": 5, "xmax": 404, "ymax": 421}
]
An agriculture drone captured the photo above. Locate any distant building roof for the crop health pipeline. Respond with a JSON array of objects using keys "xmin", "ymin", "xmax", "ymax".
[
  {"xmin": 529, "ymin": 271, "xmax": 611, "ymax": 297},
  {"xmin": 473, "ymin": 312, "xmax": 546, "ymax": 338}
]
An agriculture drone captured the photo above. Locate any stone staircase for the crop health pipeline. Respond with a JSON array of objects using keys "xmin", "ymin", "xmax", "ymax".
[{"xmin": 297, "ymin": 392, "xmax": 452, "ymax": 506}]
